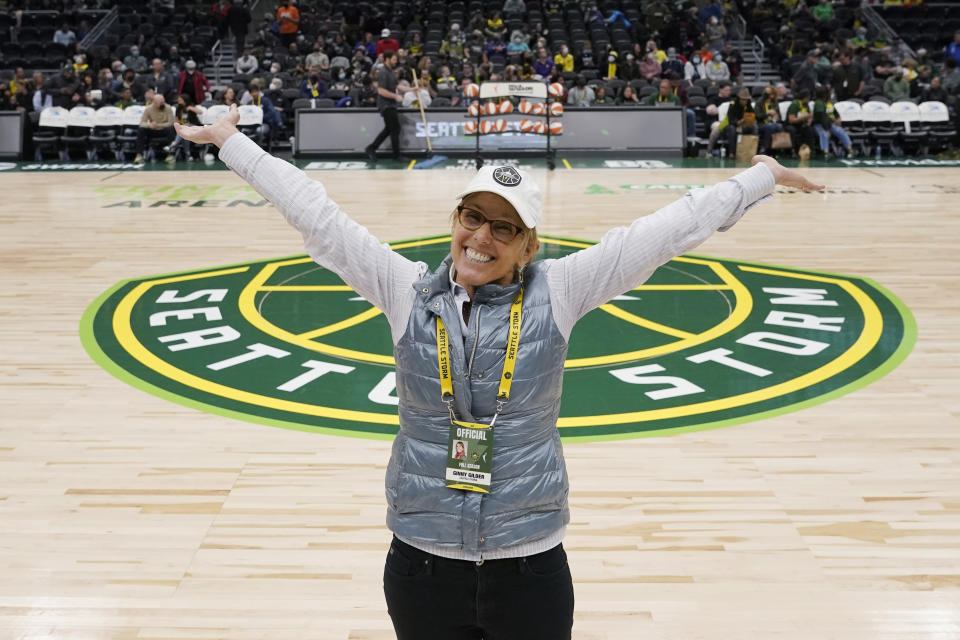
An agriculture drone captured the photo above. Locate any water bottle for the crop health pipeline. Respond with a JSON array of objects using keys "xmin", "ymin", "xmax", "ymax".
[
  {"xmin": 875, "ymin": 143, "xmax": 881, "ymax": 159},
  {"xmin": 720, "ymin": 146, "xmax": 726, "ymax": 159}
]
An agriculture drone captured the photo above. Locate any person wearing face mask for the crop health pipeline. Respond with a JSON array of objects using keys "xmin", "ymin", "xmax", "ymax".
[
  {"xmin": 554, "ymin": 45, "xmax": 574, "ymax": 72},
  {"xmin": 236, "ymin": 48, "xmax": 259, "ymax": 75},
  {"xmin": 124, "ymin": 46, "xmax": 148, "ymax": 74},
  {"xmin": 299, "ymin": 70, "xmax": 328, "ymax": 99},
  {"xmin": 685, "ymin": 52, "xmax": 707, "ymax": 83},
  {"xmin": 177, "ymin": 60, "xmax": 210, "ymax": 105},
  {"xmin": 566, "ymin": 75, "xmax": 594, "ymax": 106},
  {"xmin": 639, "ymin": 51, "xmax": 661, "ymax": 82},
  {"xmin": 175, "ymin": 98, "xmax": 823, "ymax": 640},
  {"xmin": 661, "ymin": 47, "xmax": 684, "ymax": 78},
  {"xmin": 705, "ymin": 15, "xmax": 726, "ymax": 52},
  {"xmin": 604, "ymin": 50, "xmax": 618, "ymax": 80},
  {"xmin": 705, "ymin": 52, "xmax": 730, "ymax": 82},
  {"xmin": 506, "ymin": 30, "xmax": 530, "ymax": 60}
]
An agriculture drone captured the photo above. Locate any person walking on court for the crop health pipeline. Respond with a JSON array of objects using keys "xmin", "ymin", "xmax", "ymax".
[
  {"xmin": 174, "ymin": 103, "xmax": 823, "ymax": 640},
  {"xmin": 366, "ymin": 50, "xmax": 402, "ymax": 162}
]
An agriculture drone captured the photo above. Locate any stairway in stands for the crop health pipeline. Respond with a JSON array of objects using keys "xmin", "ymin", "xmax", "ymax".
[
  {"xmin": 730, "ymin": 38, "xmax": 782, "ymax": 87},
  {"xmin": 210, "ymin": 40, "xmax": 237, "ymax": 92}
]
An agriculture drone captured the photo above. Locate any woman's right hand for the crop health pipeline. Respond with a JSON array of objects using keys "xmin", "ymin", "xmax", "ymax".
[{"xmin": 174, "ymin": 103, "xmax": 240, "ymax": 148}]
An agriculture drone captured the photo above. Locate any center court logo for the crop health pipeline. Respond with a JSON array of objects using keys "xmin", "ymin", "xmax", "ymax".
[{"xmin": 81, "ymin": 234, "xmax": 914, "ymax": 441}]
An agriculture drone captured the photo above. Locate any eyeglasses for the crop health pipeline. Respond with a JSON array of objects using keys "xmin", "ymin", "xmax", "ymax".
[{"xmin": 456, "ymin": 205, "xmax": 525, "ymax": 243}]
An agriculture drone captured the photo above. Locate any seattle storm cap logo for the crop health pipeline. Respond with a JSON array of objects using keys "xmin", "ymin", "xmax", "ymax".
[{"xmin": 493, "ymin": 166, "xmax": 522, "ymax": 186}]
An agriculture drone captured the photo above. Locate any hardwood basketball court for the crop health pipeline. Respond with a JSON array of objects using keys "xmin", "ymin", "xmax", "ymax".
[{"xmin": 1, "ymin": 161, "xmax": 958, "ymax": 639}]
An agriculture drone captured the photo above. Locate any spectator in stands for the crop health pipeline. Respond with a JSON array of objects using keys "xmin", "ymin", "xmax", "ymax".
[
  {"xmin": 555, "ymin": 45, "xmax": 574, "ymax": 73},
  {"xmin": 134, "ymin": 93, "xmax": 176, "ymax": 164},
  {"xmin": 883, "ymin": 68, "xmax": 910, "ymax": 102},
  {"xmin": 32, "ymin": 72, "xmax": 54, "ymax": 112},
  {"xmin": 785, "ymin": 89, "xmax": 816, "ymax": 152},
  {"xmin": 143, "ymin": 58, "xmax": 175, "ymax": 103},
  {"xmin": 923, "ymin": 76, "xmax": 950, "ymax": 103},
  {"xmin": 248, "ymin": 83, "xmax": 282, "ymax": 145},
  {"xmin": 720, "ymin": 42, "xmax": 742, "ymax": 81},
  {"xmin": 507, "ymin": 31, "xmax": 530, "ymax": 60},
  {"xmin": 812, "ymin": 86, "xmax": 852, "ymax": 158},
  {"xmin": 912, "ymin": 64, "xmax": 934, "ymax": 99},
  {"xmin": 178, "ymin": 60, "xmax": 210, "ymax": 106},
  {"xmin": 705, "ymin": 16, "xmax": 726, "ymax": 52},
  {"xmin": 946, "ymin": 31, "xmax": 960, "ymax": 67},
  {"xmin": 603, "ymin": 51, "xmax": 619, "ymax": 81},
  {"xmin": 533, "ymin": 48, "xmax": 554, "ymax": 79},
  {"xmin": 661, "ymin": 48, "xmax": 684, "ymax": 79},
  {"xmin": 645, "ymin": 78, "xmax": 680, "ymax": 106},
  {"xmin": 580, "ymin": 41, "xmax": 596, "ymax": 72},
  {"xmin": 850, "ymin": 26, "xmax": 868, "ymax": 49},
  {"xmin": 440, "ymin": 24, "xmax": 465, "ymax": 61},
  {"xmin": 615, "ymin": 54, "xmax": 639, "ymax": 82},
  {"xmin": 236, "ymin": 48, "xmax": 258, "ymax": 75},
  {"xmin": 8, "ymin": 68, "xmax": 28, "ymax": 102},
  {"xmin": 220, "ymin": 87, "xmax": 238, "ymax": 107},
  {"xmin": 94, "ymin": 69, "xmax": 114, "ymax": 103},
  {"xmin": 53, "ymin": 22, "xmax": 77, "ymax": 46},
  {"xmin": 168, "ymin": 93, "xmax": 204, "ymax": 160},
  {"xmin": 617, "ymin": 85, "xmax": 640, "ymax": 105},
  {"xmin": 407, "ymin": 32, "xmax": 423, "ymax": 56},
  {"xmin": 114, "ymin": 87, "xmax": 135, "ymax": 109},
  {"xmin": 49, "ymin": 66, "xmax": 82, "ymax": 109},
  {"xmin": 212, "ymin": 1, "xmax": 230, "ymax": 41},
  {"xmin": 282, "ymin": 42, "xmax": 304, "ymax": 73},
  {"xmin": 124, "ymin": 46, "xmax": 148, "ymax": 74},
  {"xmin": 775, "ymin": 82, "xmax": 789, "ymax": 100},
  {"xmin": 299, "ymin": 70, "xmax": 327, "ymax": 99},
  {"xmin": 586, "ymin": 4, "xmax": 603, "ymax": 24},
  {"xmin": 485, "ymin": 12, "xmax": 506, "ymax": 41},
  {"xmin": 167, "ymin": 46, "xmax": 186, "ymax": 76},
  {"xmin": 699, "ymin": 0, "xmax": 723, "ymax": 27},
  {"xmin": 685, "ymin": 52, "xmax": 707, "ymax": 83},
  {"xmin": 305, "ymin": 41, "xmax": 329, "ymax": 71},
  {"xmin": 567, "ymin": 75, "xmax": 595, "ymax": 106},
  {"xmin": 228, "ymin": 0, "xmax": 252, "ymax": 51},
  {"xmin": 72, "ymin": 54, "xmax": 89, "ymax": 75},
  {"xmin": 462, "ymin": 62, "xmax": 477, "ymax": 84},
  {"xmin": 365, "ymin": 49, "xmax": 402, "ymax": 162},
  {"xmin": 351, "ymin": 48, "xmax": 372, "ymax": 76},
  {"xmin": 708, "ymin": 87, "xmax": 756, "ymax": 155},
  {"xmin": 467, "ymin": 32, "xmax": 486, "ymax": 64},
  {"xmin": 941, "ymin": 58, "xmax": 960, "ymax": 94},
  {"xmin": 592, "ymin": 86, "xmax": 611, "ymax": 104},
  {"xmin": 486, "ymin": 36, "xmax": 508, "ymax": 62},
  {"xmin": 503, "ymin": 0, "xmax": 526, "ymax": 20},
  {"xmin": 276, "ymin": 0, "xmax": 300, "ymax": 48},
  {"xmin": 889, "ymin": 36, "xmax": 911, "ymax": 66},
  {"xmin": 873, "ymin": 48, "xmax": 898, "ymax": 80},
  {"xmin": 638, "ymin": 52, "xmax": 660, "ymax": 83},
  {"xmin": 791, "ymin": 50, "xmax": 819, "ymax": 96},
  {"xmin": 435, "ymin": 66, "xmax": 457, "ymax": 92},
  {"xmin": 377, "ymin": 29, "xmax": 399, "ymax": 57},
  {"xmin": 832, "ymin": 50, "xmax": 864, "ymax": 101},
  {"xmin": 705, "ymin": 53, "xmax": 730, "ymax": 83},
  {"xmin": 755, "ymin": 85, "xmax": 784, "ymax": 155}
]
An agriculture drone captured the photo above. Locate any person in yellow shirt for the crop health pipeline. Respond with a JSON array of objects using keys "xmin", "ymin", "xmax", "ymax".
[{"xmin": 554, "ymin": 45, "xmax": 574, "ymax": 72}]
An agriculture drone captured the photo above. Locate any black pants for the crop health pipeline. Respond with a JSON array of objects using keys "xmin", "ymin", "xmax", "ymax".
[
  {"xmin": 136, "ymin": 126, "xmax": 175, "ymax": 154},
  {"xmin": 369, "ymin": 106, "xmax": 401, "ymax": 159},
  {"xmin": 383, "ymin": 536, "xmax": 574, "ymax": 640}
]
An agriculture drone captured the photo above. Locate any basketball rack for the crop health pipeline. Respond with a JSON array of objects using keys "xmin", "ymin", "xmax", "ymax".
[{"xmin": 465, "ymin": 82, "xmax": 562, "ymax": 170}]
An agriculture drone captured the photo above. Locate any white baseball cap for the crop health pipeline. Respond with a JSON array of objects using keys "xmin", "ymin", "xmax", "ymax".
[
  {"xmin": 381, "ymin": 28, "xmax": 391, "ymax": 38},
  {"xmin": 456, "ymin": 165, "xmax": 541, "ymax": 229}
]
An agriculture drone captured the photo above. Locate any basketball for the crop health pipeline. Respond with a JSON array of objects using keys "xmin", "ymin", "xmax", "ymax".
[
  {"xmin": 519, "ymin": 119, "xmax": 535, "ymax": 132},
  {"xmin": 493, "ymin": 118, "xmax": 507, "ymax": 132},
  {"xmin": 479, "ymin": 120, "xmax": 495, "ymax": 134},
  {"xmin": 531, "ymin": 102, "xmax": 546, "ymax": 116},
  {"xmin": 468, "ymin": 103, "xmax": 480, "ymax": 117},
  {"xmin": 549, "ymin": 102, "xmax": 564, "ymax": 117},
  {"xmin": 465, "ymin": 83, "xmax": 480, "ymax": 97},
  {"xmin": 549, "ymin": 121, "xmax": 563, "ymax": 135},
  {"xmin": 464, "ymin": 121, "xmax": 478, "ymax": 135},
  {"xmin": 548, "ymin": 82, "xmax": 564, "ymax": 97},
  {"xmin": 532, "ymin": 121, "xmax": 546, "ymax": 134},
  {"xmin": 484, "ymin": 101, "xmax": 499, "ymax": 116},
  {"xmin": 499, "ymin": 100, "xmax": 514, "ymax": 115},
  {"xmin": 518, "ymin": 99, "xmax": 533, "ymax": 114}
]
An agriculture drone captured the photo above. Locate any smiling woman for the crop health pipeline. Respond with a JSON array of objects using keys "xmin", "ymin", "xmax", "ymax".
[{"xmin": 173, "ymin": 103, "xmax": 824, "ymax": 640}]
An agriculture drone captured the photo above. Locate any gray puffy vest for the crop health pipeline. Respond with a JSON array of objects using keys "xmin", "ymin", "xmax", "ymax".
[{"xmin": 385, "ymin": 257, "xmax": 570, "ymax": 556}]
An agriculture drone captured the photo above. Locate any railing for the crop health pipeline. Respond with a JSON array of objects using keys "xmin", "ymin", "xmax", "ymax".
[
  {"xmin": 752, "ymin": 34, "xmax": 765, "ymax": 82},
  {"xmin": 209, "ymin": 0, "xmax": 262, "ymax": 87},
  {"xmin": 79, "ymin": 5, "xmax": 117, "ymax": 50},
  {"xmin": 860, "ymin": 1, "xmax": 917, "ymax": 59}
]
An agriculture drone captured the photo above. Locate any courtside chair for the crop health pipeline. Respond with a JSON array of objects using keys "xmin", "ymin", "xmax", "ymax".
[
  {"xmin": 117, "ymin": 105, "xmax": 145, "ymax": 162},
  {"xmin": 89, "ymin": 106, "xmax": 124, "ymax": 161},
  {"xmin": 33, "ymin": 106, "xmax": 69, "ymax": 162},
  {"xmin": 61, "ymin": 105, "xmax": 98, "ymax": 160}
]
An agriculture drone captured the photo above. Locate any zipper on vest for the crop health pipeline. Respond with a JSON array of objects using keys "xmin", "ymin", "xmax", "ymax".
[{"xmin": 467, "ymin": 304, "xmax": 481, "ymax": 377}]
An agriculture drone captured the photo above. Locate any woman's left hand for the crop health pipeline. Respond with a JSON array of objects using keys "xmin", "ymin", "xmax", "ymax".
[{"xmin": 751, "ymin": 154, "xmax": 825, "ymax": 192}]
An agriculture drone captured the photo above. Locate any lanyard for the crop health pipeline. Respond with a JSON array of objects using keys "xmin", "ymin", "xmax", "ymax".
[{"xmin": 436, "ymin": 288, "xmax": 523, "ymax": 427}]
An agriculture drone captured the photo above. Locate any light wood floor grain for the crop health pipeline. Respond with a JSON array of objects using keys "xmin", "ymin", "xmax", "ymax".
[{"xmin": 1, "ymin": 165, "xmax": 958, "ymax": 639}]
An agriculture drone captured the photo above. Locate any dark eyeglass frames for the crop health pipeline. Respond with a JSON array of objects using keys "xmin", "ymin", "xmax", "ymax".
[{"xmin": 456, "ymin": 205, "xmax": 525, "ymax": 243}]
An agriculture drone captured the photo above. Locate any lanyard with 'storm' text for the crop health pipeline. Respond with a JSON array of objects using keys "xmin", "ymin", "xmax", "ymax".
[{"xmin": 437, "ymin": 289, "xmax": 523, "ymax": 494}]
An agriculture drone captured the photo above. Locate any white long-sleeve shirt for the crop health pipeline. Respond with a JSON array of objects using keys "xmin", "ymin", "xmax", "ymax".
[{"xmin": 218, "ymin": 133, "xmax": 776, "ymax": 560}]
